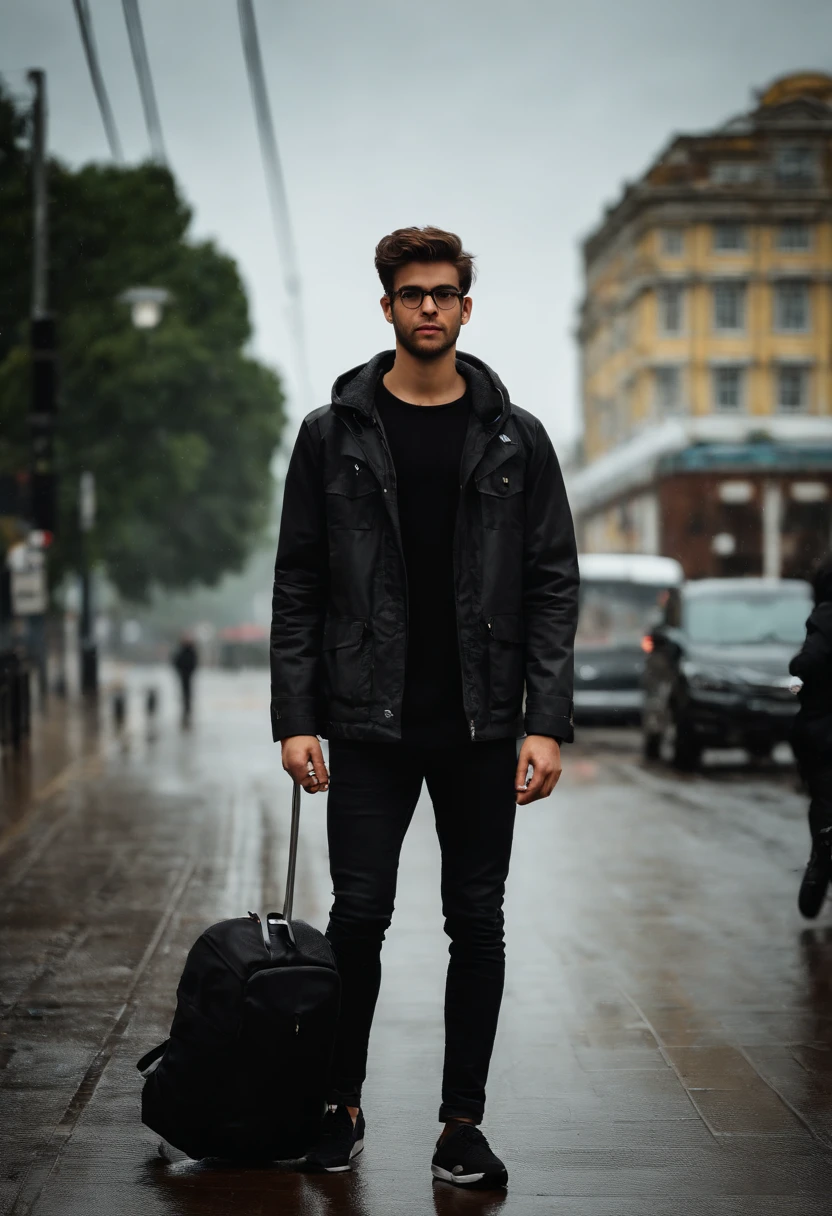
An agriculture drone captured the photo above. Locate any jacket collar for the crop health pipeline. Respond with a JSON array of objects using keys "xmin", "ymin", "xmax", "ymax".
[{"xmin": 331, "ymin": 349, "xmax": 511, "ymax": 429}]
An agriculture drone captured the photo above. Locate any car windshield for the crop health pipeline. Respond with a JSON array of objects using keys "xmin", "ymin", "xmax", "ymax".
[
  {"xmin": 577, "ymin": 580, "xmax": 669, "ymax": 646},
  {"xmin": 684, "ymin": 592, "xmax": 810, "ymax": 646}
]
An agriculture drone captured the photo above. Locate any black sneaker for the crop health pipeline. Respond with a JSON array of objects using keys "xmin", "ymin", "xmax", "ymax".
[
  {"xmin": 302, "ymin": 1105, "xmax": 365, "ymax": 1172},
  {"xmin": 799, "ymin": 844, "xmax": 832, "ymax": 919},
  {"xmin": 431, "ymin": 1123, "xmax": 508, "ymax": 1189}
]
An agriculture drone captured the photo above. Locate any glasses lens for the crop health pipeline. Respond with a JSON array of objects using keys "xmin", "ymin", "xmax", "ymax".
[
  {"xmin": 434, "ymin": 289, "xmax": 460, "ymax": 310},
  {"xmin": 398, "ymin": 289, "xmax": 423, "ymax": 308}
]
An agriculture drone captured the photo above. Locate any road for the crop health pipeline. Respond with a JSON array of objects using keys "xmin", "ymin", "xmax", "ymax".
[{"xmin": 2, "ymin": 667, "xmax": 832, "ymax": 1215}]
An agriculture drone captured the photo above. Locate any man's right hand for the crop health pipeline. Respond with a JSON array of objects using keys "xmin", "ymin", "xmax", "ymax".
[{"xmin": 281, "ymin": 735, "xmax": 330, "ymax": 793}]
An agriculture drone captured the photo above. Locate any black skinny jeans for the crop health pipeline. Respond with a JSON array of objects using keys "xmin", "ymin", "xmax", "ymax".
[
  {"xmin": 793, "ymin": 719, "xmax": 832, "ymax": 843},
  {"xmin": 325, "ymin": 738, "xmax": 517, "ymax": 1124}
]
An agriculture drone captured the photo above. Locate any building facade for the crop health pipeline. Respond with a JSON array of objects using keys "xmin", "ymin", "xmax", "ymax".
[{"xmin": 571, "ymin": 71, "xmax": 832, "ymax": 579}]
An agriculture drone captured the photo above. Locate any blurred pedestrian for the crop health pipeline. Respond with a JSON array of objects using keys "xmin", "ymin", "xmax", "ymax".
[
  {"xmin": 271, "ymin": 227, "xmax": 579, "ymax": 1188},
  {"xmin": 171, "ymin": 635, "xmax": 198, "ymax": 724},
  {"xmin": 791, "ymin": 555, "xmax": 832, "ymax": 918}
]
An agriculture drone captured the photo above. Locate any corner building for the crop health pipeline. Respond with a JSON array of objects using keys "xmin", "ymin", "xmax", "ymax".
[{"xmin": 571, "ymin": 72, "xmax": 832, "ymax": 578}]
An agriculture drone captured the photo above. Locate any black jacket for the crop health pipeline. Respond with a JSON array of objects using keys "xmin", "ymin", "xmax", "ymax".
[{"xmin": 270, "ymin": 351, "xmax": 579, "ymax": 745}]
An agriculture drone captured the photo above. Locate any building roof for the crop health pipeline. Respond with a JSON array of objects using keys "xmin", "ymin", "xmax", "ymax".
[
  {"xmin": 566, "ymin": 416, "xmax": 832, "ymax": 517},
  {"xmin": 583, "ymin": 71, "xmax": 832, "ymax": 264}
]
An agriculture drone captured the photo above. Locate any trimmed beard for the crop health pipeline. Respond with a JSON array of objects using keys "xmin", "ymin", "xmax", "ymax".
[{"xmin": 392, "ymin": 312, "xmax": 462, "ymax": 361}]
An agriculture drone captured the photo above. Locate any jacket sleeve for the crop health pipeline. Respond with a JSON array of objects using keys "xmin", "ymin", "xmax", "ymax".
[
  {"xmin": 522, "ymin": 422, "xmax": 579, "ymax": 742},
  {"xmin": 789, "ymin": 624, "xmax": 832, "ymax": 686},
  {"xmin": 270, "ymin": 419, "xmax": 329, "ymax": 741}
]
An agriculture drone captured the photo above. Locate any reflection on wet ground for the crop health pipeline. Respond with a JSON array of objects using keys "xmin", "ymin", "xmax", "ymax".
[{"xmin": 2, "ymin": 669, "xmax": 832, "ymax": 1214}]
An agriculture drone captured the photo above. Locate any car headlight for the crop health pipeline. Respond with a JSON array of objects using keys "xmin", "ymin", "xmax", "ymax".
[{"xmin": 681, "ymin": 661, "xmax": 746, "ymax": 692}]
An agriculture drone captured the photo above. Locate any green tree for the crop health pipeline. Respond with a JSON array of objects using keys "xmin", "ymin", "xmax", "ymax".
[{"xmin": 0, "ymin": 86, "xmax": 285, "ymax": 601}]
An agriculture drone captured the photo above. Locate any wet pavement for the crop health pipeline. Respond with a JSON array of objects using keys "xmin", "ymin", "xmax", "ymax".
[{"xmin": 3, "ymin": 667, "xmax": 832, "ymax": 1214}]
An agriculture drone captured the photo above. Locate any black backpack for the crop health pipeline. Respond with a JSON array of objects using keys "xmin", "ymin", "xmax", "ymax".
[{"xmin": 136, "ymin": 784, "xmax": 339, "ymax": 1161}]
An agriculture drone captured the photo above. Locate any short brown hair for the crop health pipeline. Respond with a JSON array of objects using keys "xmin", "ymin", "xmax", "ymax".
[{"xmin": 375, "ymin": 226, "xmax": 476, "ymax": 296}]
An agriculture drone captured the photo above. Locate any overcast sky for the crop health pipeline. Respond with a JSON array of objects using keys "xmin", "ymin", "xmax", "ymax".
[{"xmin": 3, "ymin": 1, "xmax": 831, "ymax": 448}]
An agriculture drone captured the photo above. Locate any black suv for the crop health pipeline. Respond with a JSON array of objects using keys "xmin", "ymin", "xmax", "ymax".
[{"xmin": 643, "ymin": 578, "xmax": 812, "ymax": 770}]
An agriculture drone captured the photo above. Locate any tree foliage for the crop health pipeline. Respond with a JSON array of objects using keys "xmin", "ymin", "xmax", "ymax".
[{"xmin": 0, "ymin": 86, "xmax": 285, "ymax": 601}]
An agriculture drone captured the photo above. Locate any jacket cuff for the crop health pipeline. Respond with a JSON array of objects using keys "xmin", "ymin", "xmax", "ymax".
[
  {"xmin": 524, "ymin": 711, "xmax": 574, "ymax": 744},
  {"xmin": 270, "ymin": 703, "xmax": 320, "ymax": 743}
]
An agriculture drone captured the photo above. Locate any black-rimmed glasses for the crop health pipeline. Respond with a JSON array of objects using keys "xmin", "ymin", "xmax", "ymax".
[{"xmin": 391, "ymin": 286, "xmax": 464, "ymax": 310}]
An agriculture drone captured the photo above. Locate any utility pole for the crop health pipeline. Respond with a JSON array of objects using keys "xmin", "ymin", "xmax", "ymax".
[{"xmin": 27, "ymin": 69, "xmax": 57, "ymax": 705}]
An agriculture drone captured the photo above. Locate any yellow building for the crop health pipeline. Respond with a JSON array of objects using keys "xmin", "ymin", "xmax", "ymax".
[{"xmin": 571, "ymin": 72, "xmax": 832, "ymax": 579}]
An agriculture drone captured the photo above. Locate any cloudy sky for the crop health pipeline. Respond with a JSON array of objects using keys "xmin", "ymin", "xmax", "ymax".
[{"xmin": 3, "ymin": 1, "xmax": 831, "ymax": 447}]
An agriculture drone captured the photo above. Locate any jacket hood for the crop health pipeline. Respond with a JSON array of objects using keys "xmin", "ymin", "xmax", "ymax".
[{"xmin": 331, "ymin": 350, "xmax": 510, "ymax": 427}]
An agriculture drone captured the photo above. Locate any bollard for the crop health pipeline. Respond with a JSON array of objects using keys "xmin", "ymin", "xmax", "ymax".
[
  {"xmin": 112, "ymin": 686, "xmax": 127, "ymax": 731},
  {"xmin": 0, "ymin": 650, "xmax": 31, "ymax": 751}
]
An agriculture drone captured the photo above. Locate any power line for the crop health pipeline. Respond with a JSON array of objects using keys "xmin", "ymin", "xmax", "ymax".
[
  {"xmin": 121, "ymin": 0, "xmax": 167, "ymax": 164},
  {"xmin": 71, "ymin": 0, "xmax": 123, "ymax": 162},
  {"xmin": 237, "ymin": 0, "xmax": 313, "ymax": 413}
]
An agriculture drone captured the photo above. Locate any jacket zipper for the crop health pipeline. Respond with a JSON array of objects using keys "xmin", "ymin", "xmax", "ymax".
[
  {"xmin": 371, "ymin": 413, "xmax": 409, "ymax": 727},
  {"xmin": 455, "ymin": 421, "xmax": 505, "ymax": 744}
]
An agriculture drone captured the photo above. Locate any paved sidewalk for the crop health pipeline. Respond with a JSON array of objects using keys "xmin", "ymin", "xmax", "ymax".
[{"xmin": 2, "ymin": 668, "xmax": 832, "ymax": 1214}]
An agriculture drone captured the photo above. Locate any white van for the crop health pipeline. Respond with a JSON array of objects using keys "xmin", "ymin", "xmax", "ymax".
[{"xmin": 574, "ymin": 554, "xmax": 685, "ymax": 724}]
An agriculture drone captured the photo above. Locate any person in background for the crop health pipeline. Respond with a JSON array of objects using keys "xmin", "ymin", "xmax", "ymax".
[
  {"xmin": 791, "ymin": 555, "xmax": 832, "ymax": 918},
  {"xmin": 171, "ymin": 634, "xmax": 198, "ymax": 724}
]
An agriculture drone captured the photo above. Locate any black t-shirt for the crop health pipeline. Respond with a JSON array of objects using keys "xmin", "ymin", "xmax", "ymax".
[{"xmin": 376, "ymin": 379, "xmax": 471, "ymax": 746}]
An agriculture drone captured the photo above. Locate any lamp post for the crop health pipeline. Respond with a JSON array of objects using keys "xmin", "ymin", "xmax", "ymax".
[
  {"xmin": 118, "ymin": 286, "xmax": 170, "ymax": 330},
  {"xmin": 78, "ymin": 470, "xmax": 97, "ymax": 695}
]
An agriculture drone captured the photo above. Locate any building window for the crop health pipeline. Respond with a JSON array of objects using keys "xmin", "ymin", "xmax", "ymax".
[
  {"xmin": 777, "ymin": 365, "xmax": 809, "ymax": 413},
  {"xmin": 658, "ymin": 284, "xmax": 684, "ymax": 334},
  {"xmin": 711, "ymin": 161, "xmax": 759, "ymax": 184},
  {"xmin": 713, "ymin": 281, "xmax": 745, "ymax": 331},
  {"xmin": 774, "ymin": 280, "xmax": 810, "ymax": 331},
  {"xmin": 713, "ymin": 222, "xmax": 747, "ymax": 252},
  {"xmin": 660, "ymin": 228, "xmax": 685, "ymax": 256},
  {"xmin": 654, "ymin": 366, "xmax": 683, "ymax": 415},
  {"xmin": 596, "ymin": 399, "xmax": 617, "ymax": 445},
  {"xmin": 712, "ymin": 366, "xmax": 745, "ymax": 412},
  {"xmin": 777, "ymin": 220, "xmax": 811, "ymax": 251},
  {"xmin": 611, "ymin": 312, "xmax": 630, "ymax": 351},
  {"xmin": 774, "ymin": 146, "xmax": 818, "ymax": 186}
]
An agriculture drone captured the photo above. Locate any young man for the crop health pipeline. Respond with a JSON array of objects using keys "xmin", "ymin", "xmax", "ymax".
[{"xmin": 271, "ymin": 227, "xmax": 578, "ymax": 1189}]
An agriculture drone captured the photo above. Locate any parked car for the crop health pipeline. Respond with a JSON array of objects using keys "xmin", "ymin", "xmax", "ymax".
[
  {"xmin": 642, "ymin": 578, "xmax": 813, "ymax": 770},
  {"xmin": 574, "ymin": 554, "xmax": 684, "ymax": 724}
]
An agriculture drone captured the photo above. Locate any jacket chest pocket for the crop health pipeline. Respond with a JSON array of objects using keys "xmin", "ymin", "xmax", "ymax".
[
  {"xmin": 325, "ymin": 464, "xmax": 380, "ymax": 530},
  {"xmin": 475, "ymin": 466, "xmax": 525, "ymax": 531}
]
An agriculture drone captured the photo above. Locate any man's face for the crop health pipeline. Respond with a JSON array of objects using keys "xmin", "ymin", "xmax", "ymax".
[{"xmin": 381, "ymin": 261, "xmax": 472, "ymax": 360}]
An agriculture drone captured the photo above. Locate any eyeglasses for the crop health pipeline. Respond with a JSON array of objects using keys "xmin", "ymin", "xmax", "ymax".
[{"xmin": 391, "ymin": 286, "xmax": 464, "ymax": 311}]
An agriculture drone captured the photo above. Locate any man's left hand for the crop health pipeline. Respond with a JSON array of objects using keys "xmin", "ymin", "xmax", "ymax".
[{"xmin": 515, "ymin": 735, "xmax": 562, "ymax": 805}]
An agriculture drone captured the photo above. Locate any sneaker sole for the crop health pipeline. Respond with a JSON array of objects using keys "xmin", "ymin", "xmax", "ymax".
[
  {"xmin": 432, "ymin": 1164, "xmax": 508, "ymax": 1189},
  {"xmin": 315, "ymin": 1139, "xmax": 364, "ymax": 1173}
]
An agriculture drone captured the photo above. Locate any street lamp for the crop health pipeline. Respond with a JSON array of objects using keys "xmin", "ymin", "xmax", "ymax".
[
  {"xmin": 76, "ymin": 287, "xmax": 169, "ymax": 696},
  {"xmin": 118, "ymin": 285, "xmax": 170, "ymax": 330}
]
